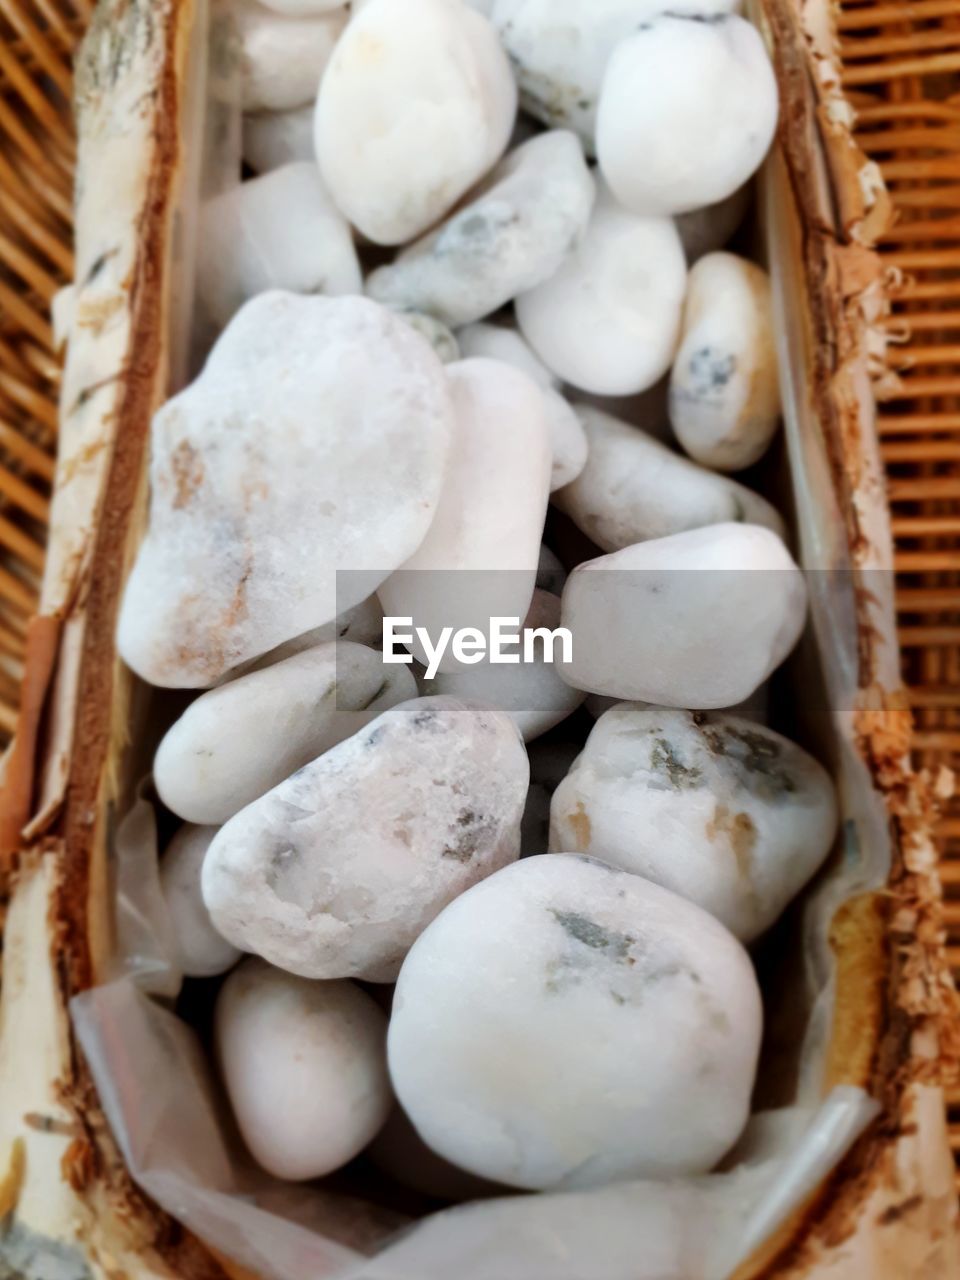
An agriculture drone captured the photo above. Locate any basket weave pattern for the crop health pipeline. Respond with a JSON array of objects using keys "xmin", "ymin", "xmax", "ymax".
[
  {"xmin": 834, "ymin": 0, "xmax": 960, "ymax": 1179},
  {"xmin": 0, "ymin": 0, "xmax": 958, "ymax": 1190}
]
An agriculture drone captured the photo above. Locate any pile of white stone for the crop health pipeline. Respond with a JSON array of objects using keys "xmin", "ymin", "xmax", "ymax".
[{"xmin": 118, "ymin": 0, "xmax": 839, "ymax": 1203}]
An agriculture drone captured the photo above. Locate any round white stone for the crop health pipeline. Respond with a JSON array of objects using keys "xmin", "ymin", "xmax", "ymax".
[
  {"xmin": 596, "ymin": 15, "xmax": 778, "ymax": 216},
  {"xmin": 236, "ymin": 0, "xmax": 347, "ymax": 113},
  {"xmin": 457, "ymin": 324, "xmax": 588, "ymax": 490},
  {"xmin": 159, "ymin": 825, "xmax": 241, "ymax": 978},
  {"xmin": 155, "ymin": 641, "xmax": 417, "ymax": 825},
  {"xmin": 243, "ymin": 105, "xmax": 316, "ymax": 173},
  {"xmin": 366, "ymin": 131, "xmax": 595, "ymax": 327},
  {"xmin": 388, "ymin": 854, "xmax": 762, "ymax": 1189},
  {"xmin": 216, "ymin": 958, "xmax": 392, "ymax": 1179},
  {"xmin": 559, "ymin": 523, "xmax": 808, "ymax": 708},
  {"xmin": 515, "ymin": 181, "xmax": 686, "ymax": 395},
  {"xmin": 426, "ymin": 591, "xmax": 585, "ymax": 741},
  {"xmin": 670, "ymin": 251, "xmax": 781, "ymax": 471},
  {"xmin": 314, "ymin": 0, "xmax": 517, "ymax": 245},
  {"xmin": 549, "ymin": 704, "xmax": 838, "ymax": 940},
  {"xmin": 676, "ymin": 184, "xmax": 751, "ymax": 263},
  {"xmin": 117, "ymin": 293, "xmax": 454, "ymax": 688},
  {"xmin": 554, "ymin": 405, "xmax": 784, "ymax": 550},
  {"xmin": 202, "ymin": 697, "xmax": 529, "ymax": 982},
  {"xmin": 197, "ymin": 165, "xmax": 361, "ymax": 331},
  {"xmin": 378, "ymin": 358, "xmax": 552, "ymax": 672},
  {"xmin": 490, "ymin": 0, "xmax": 738, "ymax": 151}
]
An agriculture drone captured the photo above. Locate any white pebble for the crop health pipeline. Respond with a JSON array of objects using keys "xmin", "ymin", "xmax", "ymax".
[
  {"xmin": 676, "ymin": 185, "xmax": 751, "ymax": 263},
  {"xmin": 550, "ymin": 704, "xmax": 838, "ymax": 940},
  {"xmin": 197, "ymin": 165, "xmax": 361, "ymax": 332},
  {"xmin": 243, "ymin": 105, "xmax": 315, "ymax": 173},
  {"xmin": 117, "ymin": 294, "xmax": 454, "ymax": 687},
  {"xmin": 457, "ymin": 324, "xmax": 587, "ymax": 490},
  {"xmin": 155, "ymin": 642, "xmax": 417, "ymax": 825},
  {"xmin": 202, "ymin": 697, "xmax": 529, "ymax": 982},
  {"xmin": 515, "ymin": 181, "xmax": 686, "ymax": 395},
  {"xmin": 216, "ymin": 959, "xmax": 391, "ymax": 1179},
  {"xmin": 426, "ymin": 591, "xmax": 585, "ymax": 741},
  {"xmin": 236, "ymin": 0, "xmax": 347, "ymax": 112},
  {"xmin": 366, "ymin": 131, "xmax": 595, "ymax": 327},
  {"xmin": 388, "ymin": 854, "xmax": 762, "ymax": 1189},
  {"xmin": 670, "ymin": 252, "xmax": 781, "ymax": 471},
  {"xmin": 596, "ymin": 15, "xmax": 778, "ymax": 216},
  {"xmin": 379, "ymin": 359, "xmax": 552, "ymax": 671},
  {"xmin": 559, "ymin": 523, "xmax": 807, "ymax": 708},
  {"xmin": 554, "ymin": 405, "xmax": 783, "ymax": 550},
  {"xmin": 315, "ymin": 0, "xmax": 516, "ymax": 244},
  {"xmin": 159, "ymin": 826, "xmax": 241, "ymax": 978},
  {"xmin": 490, "ymin": 0, "xmax": 737, "ymax": 150}
]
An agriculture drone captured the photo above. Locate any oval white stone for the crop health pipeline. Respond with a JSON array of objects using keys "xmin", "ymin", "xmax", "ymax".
[
  {"xmin": 515, "ymin": 182, "xmax": 686, "ymax": 395},
  {"xmin": 155, "ymin": 642, "xmax": 417, "ymax": 825},
  {"xmin": 490, "ymin": 0, "xmax": 738, "ymax": 150},
  {"xmin": 197, "ymin": 164, "xmax": 361, "ymax": 332},
  {"xmin": 366, "ymin": 131, "xmax": 595, "ymax": 328},
  {"xmin": 159, "ymin": 825, "xmax": 241, "ymax": 978},
  {"xmin": 237, "ymin": 0, "xmax": 347, "ymax": 113},
  {"xmin": 550, "ymin": 704, "xmax": 838, "ymax": 940},
  {"xmin": 559, "ymin": 523, "xmax": 807, "ymax": 707},
  {"xmin": 596, "ymin": 15, "xmax": 778, "ymax": 216},
  {"xmin": 457, "ymin": 324, "xmax": 588, "ymax": 490},
  {"xmin": 670, "ymin": 251, "xmax": 781, "ymax": 471},
  {"xmin": 202, "ymin": 697, "xmax": 529, "ymax": 981},
  {"xmin": 426, "ymin": 591, "xmax": 585, "ymax": 741},
  {"xmin": 378, "ymin": 358, "xmax": 552, "ymax": 671},
  {"xmin": 117, "ymin": 293, "xmax": 454, "ymax": 688},
  {"xmin": 554, "ymin": 405, "xmax": 783, "ymax": 550},
  {"xmin": 315, "ymin": 0, "xmax": 517, "ymax": 244},
  {"xmin": 388, "ymin": 854, "xmax": 762, "ymax": 1189},
  {"xmin": 216, "ymin": 958, "xmax": 392, "ymax": 1179}
]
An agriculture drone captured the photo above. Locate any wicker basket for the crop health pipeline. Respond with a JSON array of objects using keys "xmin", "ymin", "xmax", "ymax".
[{"xmin": 0, "ymin": 0, "xmax": 957, "ymax": 1276}]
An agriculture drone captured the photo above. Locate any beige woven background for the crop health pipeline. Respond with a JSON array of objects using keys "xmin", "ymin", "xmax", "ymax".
[{"xmin": 0, "ymin": 0, "xmax": 957, "ymax": 1180}]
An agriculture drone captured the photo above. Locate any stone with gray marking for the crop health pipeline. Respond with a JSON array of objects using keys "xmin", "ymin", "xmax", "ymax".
[{"xmin": 549, "ymin": 704, "xmax": 837, "ymax": 940}]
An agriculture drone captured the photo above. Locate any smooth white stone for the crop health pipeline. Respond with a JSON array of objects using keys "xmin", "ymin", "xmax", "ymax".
[
  {"xmin": 117, "ymin": 293, "xmax": 454, "ymax": 688},
  {"xmin": 670, "ymin": 252, "xmax": 781, "ymax": 471},
  {"xmin": 315, "ymin": 0, "xmax": 517, "ymax": 245},
  {"xmin": 554, "ymin": 405, "xmax": 783, "ymax": 550},
  {"xmin": 391, "ymin": 310, "xmax": 460, "ymax": 364},
  {"xmin": 202, "ymin": 697, "xmax": 529, "ymax": 981},
  {"xmin": 159, "ymin": 825, "xmax": 241, "ymax": 978},
  {"xmin": 549, "ymin": 704, "xmax": 838, "ymax": 940},
  {"xmin": 155, "ymin": 642, "xmax": 417, "ymax": 825},
  {"xmin": 426, "ymin": 591, "xmax": 585, "ymax": 741},
  {"xmin": 197, "ymin": 165, "xmax": 361, "ymax": 331},
  {"xmin": 237, "ymin": 0, "xmax": 347, "ymax": 112},
  {"xmin": 596, "ymin": 15, "xmax": 778, "ymax": 216},
  {"xmin": 388, "ymin": 854, "xmax": 762, "ymax": 1189},
  {"xmin": 378, "ymin": 359, "xmax": 552, "ymax": 672},
  {"xmin": 490, "ymin": 0, "xmax": 738, "ymax": 151},
  {"xmin": 367, "ymin": 131, "xmax": 595, "ymax": 327},
  {"xmin": 229, "ymin": 596, "xmax": 386, "ymax": 678},
  {"xmin": 243, "ymin": 105, "xmax": 315, "ymax": 173},
  {"xmin": 216, "ymin": 959, "xmax": 391, "ymax": 1179},
  {"xmin": 515, "ymin": 181, "xmax": 686, "ymax": 395},
  {"xmin": 676, "ymin": 185, "xmax": 751, "ymax": 263},
  {"xmin": 536, "ymin": 544, "xmax": 566, "ymax": 595},
  {"xmin": 559, "ymin": 523, "xmax": 807, "ymax": 708},
  {"xmin": 457, "ymin": 324, "xmax": 588, "ymax": 489},
  {"xmin": 368, "ymin": 1106, "xmax": 507, "ymax": 1201}
]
